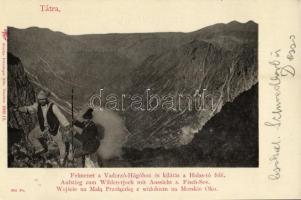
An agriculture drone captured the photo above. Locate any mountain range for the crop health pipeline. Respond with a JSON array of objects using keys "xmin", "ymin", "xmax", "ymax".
[{"xmin": 8, "ymin": 20, "xmax": 258, "ymax": 150}]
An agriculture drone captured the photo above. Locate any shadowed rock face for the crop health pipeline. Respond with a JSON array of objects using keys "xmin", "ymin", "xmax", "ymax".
[
  {"xmin": 188, "ymin": 83, "xmax": 258, "ymax": 167},
  {"xmin": 8, "ymin": 21, "xmax": 258, "ymax": 150},
  {"xmin": 7, "ymin": 53, "xmax": 37, "ymax": 134},
  {"xmin": 122, "ymin": 84, "xmax": 258, "ymax": 167}
]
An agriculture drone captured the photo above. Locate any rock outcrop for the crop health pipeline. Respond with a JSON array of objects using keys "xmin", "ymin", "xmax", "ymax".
[
  {"xmin": 123, "ymin": 84, "xmax": 258, "ymax": 167},
  {"xmin": 7, "ymin": 53, "xmax": 37, "ymax": 134}
]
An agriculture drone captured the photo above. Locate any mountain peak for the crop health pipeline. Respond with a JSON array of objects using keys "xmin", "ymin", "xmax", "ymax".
[
  {"xmin": 227, "ymin": 20, "xmax": 241, "ymax": 25},
  {"xmin": 228, "ymin": 20, "xmax": 256, "ymax": 25},
  {"xmin": 227, "ymin": 20, "xmax": 257, "ymax": 29}
]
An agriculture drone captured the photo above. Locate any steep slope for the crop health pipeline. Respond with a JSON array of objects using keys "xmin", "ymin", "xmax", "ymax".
[
  {"xmin": 122, "ymin": 84, "xmax": 258, "ymax": 167},
  {"xmin": 124, "ymin": 37, "xmax": 257, "ymax": 149},
  {"xmin": 188, "ymin": 83, "xmax": 258, "ymax": 167},
  {"xmin": 8, "ymin": 28, "xmax": 133, "ymax": 107},
  {"xmin": 7, "ymin": 28, "xmax": 188, "ymax": 106},
  {"xmin": 8, "ymin": 21, "xmax": 258, "ymax": 150}
]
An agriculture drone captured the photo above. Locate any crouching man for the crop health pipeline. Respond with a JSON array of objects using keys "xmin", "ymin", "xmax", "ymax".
[
  {"xmin": 70, "ymin": 108, "xmax": 104, "ymax": 167},
  {"xmin": 17, "ymin": 90, "xmax": 71, "ymax": 166}
]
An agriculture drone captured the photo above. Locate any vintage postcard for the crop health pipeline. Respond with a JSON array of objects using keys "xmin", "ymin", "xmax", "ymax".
[{"xmin": 0, "ymin": 0, "xmax": 300, "ymax": 199}]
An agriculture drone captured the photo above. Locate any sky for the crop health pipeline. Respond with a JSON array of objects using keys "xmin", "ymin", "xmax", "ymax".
[{"xmin": 3, "ymin": 0, "xmax": 259, "ymax": 35}]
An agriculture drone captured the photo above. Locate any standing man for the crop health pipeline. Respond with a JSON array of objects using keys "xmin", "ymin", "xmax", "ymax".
[{"xmin": 18, "ymin": 90, "xmax": 71, "ymax": 166}]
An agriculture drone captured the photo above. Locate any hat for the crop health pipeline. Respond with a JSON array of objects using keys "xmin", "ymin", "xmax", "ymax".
[
  {"xmin": 37, "ymin": 90, "xmax": 50, "ymax": 100},
  {"xmin": 83, "ymin": 108, "xmax": 93, "ymax": 119}
]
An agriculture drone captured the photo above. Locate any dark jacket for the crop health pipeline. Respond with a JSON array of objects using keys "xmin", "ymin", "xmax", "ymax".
[
  {"xmin": 37, "ymin": 103, "xmax": 60, "ymax": 136},
  {"xmin": 74, "ymin": 120, "xmax": 103, "ymax": 154}
]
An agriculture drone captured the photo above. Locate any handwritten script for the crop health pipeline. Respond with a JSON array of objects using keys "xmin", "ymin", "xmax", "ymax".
[{"xmin": 266, "ymin": 35, "xmax": 296, "ymax": 180}]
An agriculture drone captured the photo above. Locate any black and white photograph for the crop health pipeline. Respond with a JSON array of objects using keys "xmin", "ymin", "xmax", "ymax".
[{"xmin": 7, "ymin": 20, "xmax": 258, "ymax": 168}]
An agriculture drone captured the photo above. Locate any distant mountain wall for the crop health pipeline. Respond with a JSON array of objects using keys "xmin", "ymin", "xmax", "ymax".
[{"xmin": 123, "ymin": 22, "xmax": 257, "ymax": 149}]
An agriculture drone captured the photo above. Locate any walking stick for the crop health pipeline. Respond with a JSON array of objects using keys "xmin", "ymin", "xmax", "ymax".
[{"xmin": 71, "ymin": 88, "xmax": 74, "ymax": 160}]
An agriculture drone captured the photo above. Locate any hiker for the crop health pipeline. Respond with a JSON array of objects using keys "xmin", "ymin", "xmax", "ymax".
[
  {"xmin": 17, "ymin": 90, "xmax": 71, "ymax": 165},
  {"xmin": 71, "ymin": 108, "xmax": 104, "ymax": 167}
]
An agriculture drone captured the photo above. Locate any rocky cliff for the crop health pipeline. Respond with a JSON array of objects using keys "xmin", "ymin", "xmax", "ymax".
[
  {"xmin": 124, "ymin": 24, "xmax": 257, "ymax": 149},
  {"xmin": 7, "ymin": 53, "xmax": 37, "ymax": 134},
  {"xmin": 123, "ymin": 83, "xmax": 258, "ymax": 167}
]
